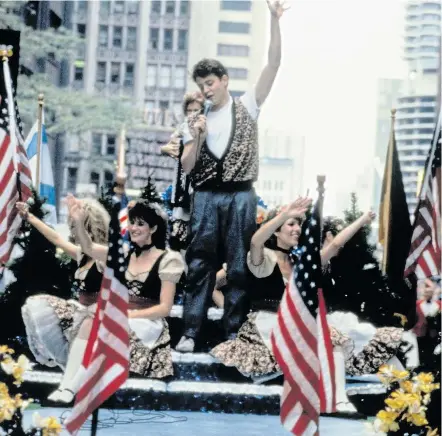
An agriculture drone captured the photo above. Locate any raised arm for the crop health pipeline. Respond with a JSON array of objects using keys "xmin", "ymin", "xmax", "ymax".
[
  {"xmin": 255, "ymin": 0, "xmax": 288, "ymax": 107},
  {"xmin": 320, "ymin": 211, "xmax": 376, "ymax": 266},
  {"xmin": 250, "ymin": 197, "xmax": 311, "ymax": 266},
  {"xmin": 16, "ymin": 202, "xmax": 78, "ymax": 259},
  {"xmin": 70, "ymin": 202, "xmax": 108, "ymax": 263}
]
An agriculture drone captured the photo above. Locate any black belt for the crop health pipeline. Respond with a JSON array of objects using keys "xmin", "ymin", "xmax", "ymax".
[{"xmin": 195, "ymin": 180, "xmax": 253, "ymax": 193}]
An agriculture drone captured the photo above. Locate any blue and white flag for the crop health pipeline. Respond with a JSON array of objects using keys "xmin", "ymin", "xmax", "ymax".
[{"xmin": 25, "ymin": 111, "xmax": 57, "ymax": 225}]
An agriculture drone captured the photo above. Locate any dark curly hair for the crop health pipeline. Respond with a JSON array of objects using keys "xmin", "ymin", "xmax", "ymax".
[
  {"xmin": 262, "ymin": 207, "xmax": 303, "ymax": 251},
  {"xmin": 192, "ymin": 58, "xmax": 228, "ymax": 82},
  {"xmin": 128, "ymin": 200, "xmax": 168, "ymax": 249},
  {"xmin": 322, "ymin": 216, "xmax": 345, "ymax": 244}
]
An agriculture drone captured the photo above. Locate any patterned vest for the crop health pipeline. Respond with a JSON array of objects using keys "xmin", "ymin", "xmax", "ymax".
[{"xmin": 190, "ymin": 98, "xmax": 259, "ymax": 190}]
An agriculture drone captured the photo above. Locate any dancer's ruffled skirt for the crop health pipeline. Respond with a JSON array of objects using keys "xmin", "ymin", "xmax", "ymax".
[
  {"xmin": 21, "ymin": 294, "xmax": 173, "ymax": 378},
  {"xmin": 211, "ymin": 310, "xmax": 404, "ymax": 379}
]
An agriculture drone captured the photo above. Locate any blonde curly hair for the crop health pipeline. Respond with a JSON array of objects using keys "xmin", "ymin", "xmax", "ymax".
[{"xmin": 68, "ymin": 199, "xmax": 110, "ymax": 245}]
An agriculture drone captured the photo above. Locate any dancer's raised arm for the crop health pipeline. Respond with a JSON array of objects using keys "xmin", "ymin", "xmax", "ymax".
[
  {"xmin": 16, "ymin": 202, "xmax": 78, "ymax": 259},
  {"xmin": 249, "ymin": 197, "xmax": 311, "ymax": 266},
  {"xmin": 320, "ymin": 211, "xmax": 376, "ymax": 266}
]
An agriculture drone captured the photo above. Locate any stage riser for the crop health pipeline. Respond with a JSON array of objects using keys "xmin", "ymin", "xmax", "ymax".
[{"xmin": 21, "ymin": 380, "xmax": 386, "ymax": 417}]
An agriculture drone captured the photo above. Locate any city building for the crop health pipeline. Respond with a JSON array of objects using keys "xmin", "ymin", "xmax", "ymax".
[
  {"xmin": 255, "ymin": 128, "xmax": 306, "ymax": 209},
  {"xmin": 186, "ymin": 0, "xmax": 267, "ymax": 95},
  {"xmin": 59, "ymin": 0, "xmax": 269, "ymax": 222},
  {"xmin": 61, "ymin": 0, "xmax": 192, "ymax": 220},
  {"xmin": 395, "ymin": 0, "xmax": 441, "ymax": 214}
]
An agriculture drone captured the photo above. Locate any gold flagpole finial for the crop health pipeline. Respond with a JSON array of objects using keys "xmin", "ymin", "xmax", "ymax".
[{"xmin": 0, "ymin": 45, "xmax": 13, "ymax": 60}]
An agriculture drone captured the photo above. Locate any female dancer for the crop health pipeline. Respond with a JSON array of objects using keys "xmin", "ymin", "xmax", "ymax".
[
  {"xmin": 212, "ymin": 200, "xmax": 404, "ymax": 413},
  {"xmin": 160, "ymin": 91, "xmax": 204, "ymax": 253},
  {"xmin": 53, "ymin": 197, "xmax": 185, "ymax": 404},
  {"xmin": 211, "ymin": 198, "xmax": 311, "ymax": 383},
  {"xmin": 18, "ymin": 197, "xmax": 110, "ymax": 399}
]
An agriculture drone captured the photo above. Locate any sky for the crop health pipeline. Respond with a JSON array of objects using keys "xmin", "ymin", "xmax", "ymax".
[{"xmin": 259, "ymin": 0, "xmax": 408, "ymax": 215}]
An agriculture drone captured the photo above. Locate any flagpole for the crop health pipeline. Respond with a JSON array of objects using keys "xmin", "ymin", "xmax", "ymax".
[
  {"xmin": 114, "ymin": 125, "xmax": 127, "ymax": 196},
  {"xmin": 35, "ymin": 93, "xmax": 44, "ymax": 192},
  {"xmin": 381, "ymin": 108, "xmax": 396, "ymax": 275}
]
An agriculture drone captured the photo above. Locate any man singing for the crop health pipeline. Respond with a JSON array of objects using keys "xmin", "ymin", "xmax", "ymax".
[{"xmin": 176, "ymin": 0, "xmax": 288, "ymax": 352}]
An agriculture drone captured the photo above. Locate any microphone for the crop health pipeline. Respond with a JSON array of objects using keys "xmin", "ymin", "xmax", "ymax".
[{"xmin": 203, "ymin": 100, "xmax": 213, "ymax": 116}]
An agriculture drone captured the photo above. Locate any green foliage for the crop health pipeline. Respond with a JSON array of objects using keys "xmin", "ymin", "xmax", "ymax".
[
  {"xmin": 0, "ymin": 190, "xmax": 74, "ymax": 356},
  {"xmin": 140, "ymin": 177, "xmax": 162, "ymax": 204}
]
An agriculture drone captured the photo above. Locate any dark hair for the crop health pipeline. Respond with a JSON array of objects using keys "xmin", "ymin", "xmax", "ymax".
[
  {"xmin": 262, "ymin": 207, "xmax": 302, "ymax": 251},
  {"xmin": 182, "ymin": 91, "xmax": 204, "ymax": 115},
  {"xmin": 192, "ymin": 58, "xmax": 228, "ymax": 82},
  {"xmin": 322, "ymin": 216, "xmax": 345, "ymax": 244},
  {"xmin": 128, "ymin": 200, "xmax": 167, "ymax": 249}
]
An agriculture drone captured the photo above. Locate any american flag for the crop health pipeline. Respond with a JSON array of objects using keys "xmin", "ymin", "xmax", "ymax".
[
  {"xmin": 404, "ymin": 112, "xmax": 441, "ymax": 280},
  {"xmin": 118, "ymin": 192, "xmax": 129, "ymax": 237},
  {"xmin": 271, "ymin": 201, "xmax": 336, "ymax": 436},
  {"xmin": 0, "ymin": 56, "xmax": 32, "ymax": 267},
  {"xmin": 65, "ymin": 201, "xmax": 130, "ymax": 435}
]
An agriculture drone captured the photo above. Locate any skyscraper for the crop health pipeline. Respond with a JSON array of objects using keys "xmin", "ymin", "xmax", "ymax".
[
  {"xmin": 396, "ymin": 0, "xmax": 441, "ymax": 214},
  {"xmin": 186, "ymin": 0, "xmax": 267, "ymax": 95}
]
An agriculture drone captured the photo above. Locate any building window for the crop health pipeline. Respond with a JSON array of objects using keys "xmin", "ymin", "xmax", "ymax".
[
  {"xmin": 113, "ymin": 26, "xmax": 123, "ymax": 47},
  {"xmin": 165, "ymin": 1, "xmax": 175, "ymax": 14},
  {"xmin": 146, "ymin": 100, "xmax": 155, "ymax": 111},
  {"xmin": 160, "ymin": 101, "xmax": 169, "ymax": 110},
  {"xmin": 111, "ymin": 62, "xmax": 120, "ymax": 84},
  {"xmin": 113, "ymin": 1, "xmax": 125, "ymax": 13},
  {"xmin": 160, "ymin": 65, "xmax": 171, "ymax": 88},
  {"xmin": 151, "ymin": 0, "xmax": 161, "ymax": 13},
  {"xmin": 420, "ymin": 96, "xmax": 435, "ymax": 103},
  {"xmin": 217, "ymin": 44, "xmax": 249, "ymax": 57},
  {"xmin": 127, "ymin": 1, "xmax": 138, "ymax": 15},
  {"xmin": 77, "ymin": 0, "xmax": 87, "ymax": 12},
  {"xmin": 146, "ymin": 64, "xmax": 157, "ymax": 87},
  {"xmin": 92, "ymin": 134, "xmax": 102, "ymax": 154},
  {"xmin": 67, "ymin": 168, "xmax": 78, "ymax": 192},
  {"xmin": 100, "ymin": 0, "xmax": 110, "ymax": 14},
  {"xmin": 163, "ymin": 29, "xmax": 173, "ymax": 50},
  {"xmin": 96, "ymin": 62, "xmax": 106, "ymax": 83},
  {"xmin": 106, "ymin": 135, "xmax": 116, "ymax": 155},
  {"xmin": 221, "ymin": 1, "xmax": 251, "ymax": 11},
  {"xmin": 230, "ymin": 90, "xmax": 243, "ymax": 98},
  {"xmin": 219, "ymin": 21, "xmax": 250, "ymax": 34},
  {"xmin": 90, "ymin": 171, "xmax": 100, "ymax": 186},
  {"xmin": 178, "ymin": 30, "xmax": 187, "ymax": 51},
  {"xmin": 126, "ymin": 26, "xmax": 137, "ymax": 50},
  {"xmin": 124, "ymin": 63, "xmax": 134, "ymax": 87},
  {"xmin": 228, "ymin": 68, "xmax": 248, "ymax": 80},
  {"xmin": 74, "ymin": 65, "xmax": 84, "ymax": 81},
  {"xmin": 174, "ymin": 66, "xmax": 186, "ymax": 88},
  {"xmin": 99, "ymin": 25, "xmax": 108, "ymax": 47},
  {"xmin": 149, "ymin": 28, "xmax": 159, "ymax": 50},
  {"xmin": 104, "ymin": 171, "xmax": 114, "ymax": 186},
  {"xmin": 180, "ymin": 0, "xmax": 189, "ymax": 14},
  {"xmin": 77, "ymin": 24, "xmax": 86, "ymax": 38}
]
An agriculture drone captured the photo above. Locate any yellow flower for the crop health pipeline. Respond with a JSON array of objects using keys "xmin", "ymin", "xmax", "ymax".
[
  {"xmin": 0, "ymin": 346, "xmax": 14, "ymax": 355},
  {"xmin": 376, "ymin": 408, "xmax": 399, "ymax": 423},
  {"xmin": 386, "ymin": 390, "xmax": 419, "ymax": 411},
  {"xmin": 414, "ymin": 373, "xmax": 434, "ymax": 385},
  {"xmin": 1, "ymin": 355, "xmax": 33, "ymax": 386},
  {"xmin": 378, "ymin": 364, "xmax": 409, "ymax": 385},
  {"xmin": 400, "ymin": 380, "xmax": 417, "ymax": 393},
  {"xmin": 0, "ymin": 394, "xmax": 16, "ymax": 423},
  {"xmin": 426, "ymin": 426, "xmax": 439, "ymax": 436},
  {"xmin": 392, "ymin": 368, "xmax": 409, "ymax": 380},
  {"xmin": 405, "ymin": 412, "xmax": 428, "ymax": 427},
  {"xmin": 32, "ymin": 413, "xmax": 62, "ymax": 435}
]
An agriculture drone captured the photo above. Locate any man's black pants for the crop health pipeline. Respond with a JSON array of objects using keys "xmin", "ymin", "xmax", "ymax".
[{"xmin": 183, "ymin": 188, "xmax": 257, "ymax": 341}]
